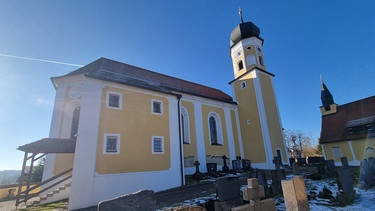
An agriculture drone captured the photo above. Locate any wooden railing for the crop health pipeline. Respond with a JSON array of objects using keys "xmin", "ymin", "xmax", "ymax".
[{"xmin": 16, "ymin": 168, "xmax": 72, "ymax": 207}]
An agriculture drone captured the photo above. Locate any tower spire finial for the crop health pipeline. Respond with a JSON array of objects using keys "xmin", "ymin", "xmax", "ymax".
[{"xmin": 239, "ymin": 7, "xmax": 244, "ymax": 23}]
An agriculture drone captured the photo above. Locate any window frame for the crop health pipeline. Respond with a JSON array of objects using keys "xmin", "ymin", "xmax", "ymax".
[
  {"xmin": 238, "ymin": 60, "xmax": 244, "ymax": 71},
  {"xmin": 208, "ymin": 112, "xmax": 223, "ymax": 146},
  {"xmin": 151, "ymin": 99, "xmax": 163, "ymax": 115},
  {"xmin": 106, "ymin": 91, "xmax": 122, "ymax": 110},
  {"xmin": 103, "ymin": 133, "xmax": 120, "ymax": 154},
  {"xmin": 152, "ymin": 136, "xmax": 164, "ymax": 154},
  {"xmin": 181, "ymin": 106, "xmax": 190, "ymax": 144},
  {"xmin": 332, "ymin": 146, "xmax": 342, "ymax": 158},
  {"xmin": 241, "ymin": 81, "xmax": 247, "ymax": 89},
  {"xmin": 259, "ymin": 56, "xmax": 264, "ymax": 66}
]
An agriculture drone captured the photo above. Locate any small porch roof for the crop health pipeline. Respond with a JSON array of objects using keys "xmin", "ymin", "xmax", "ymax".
[{"xmin": 17, "ymin": 138, "xmax": 76, "ymax": 154}]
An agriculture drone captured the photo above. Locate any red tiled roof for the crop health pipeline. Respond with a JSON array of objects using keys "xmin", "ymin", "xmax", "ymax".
[
  {"xmin": 320, "ymin": 96, "xmax": 375, "ymax": 144},
  {"xmin": 56, "ymin": 58, "xmax": 235, "ymax": 104}
]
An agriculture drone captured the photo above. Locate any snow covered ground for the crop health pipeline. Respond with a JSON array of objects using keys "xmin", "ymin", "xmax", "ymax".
[{"xmin": 159, "ymin": 175, "xmax": 375, "ymax": 211}]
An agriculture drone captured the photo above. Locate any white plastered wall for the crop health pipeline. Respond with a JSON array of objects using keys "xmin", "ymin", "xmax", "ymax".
[{"xmin": 68, "ymin": 88, "xmax": 183, "ymax": 210}]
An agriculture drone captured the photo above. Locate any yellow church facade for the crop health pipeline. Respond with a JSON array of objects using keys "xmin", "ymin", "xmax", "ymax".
[{"xmin": 18, "ymin": 19, "xmax": 288, "ymax": 210}]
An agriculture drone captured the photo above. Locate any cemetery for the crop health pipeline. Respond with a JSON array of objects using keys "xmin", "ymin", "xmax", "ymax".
[
  {"xmin": 3, "ymin": 155, "xmax": 375, "ymax": 210},
  {"xmin": 89, "ymin": 156, "xmax": 375, "ymax": 210}
]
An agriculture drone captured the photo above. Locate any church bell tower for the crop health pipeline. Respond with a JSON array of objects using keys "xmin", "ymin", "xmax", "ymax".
[{"xmin": 229, "ymin": 9, "xmax": 287, "ymax": 169}]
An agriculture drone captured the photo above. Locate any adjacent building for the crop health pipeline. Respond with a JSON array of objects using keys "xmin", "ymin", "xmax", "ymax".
[{"xmin": 319, "ymin": 80, "xmax": 375, "ymax": 166}]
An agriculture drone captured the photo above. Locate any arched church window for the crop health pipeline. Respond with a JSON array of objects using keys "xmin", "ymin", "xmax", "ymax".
[
  {"xmin": 181, "ymin": 107, "xmax": 190, "ymax": 144},
  {"xmin": 247, "ymin": 55, "xmax": 256, "ymax": 66},
  {"xmin": 238, "ymin": 60, "xmax": 244, "ymax": 71},
  {"xmin": 259, "ymin": 56, "xmax": 264, "ymax": 66},
  {"xmin": 70, "ymin": 106, "xmax": 80, "ymax": 139},
  {"xmin": 208, "ymin": 113, "xmax": 223, "ymax": 145}
]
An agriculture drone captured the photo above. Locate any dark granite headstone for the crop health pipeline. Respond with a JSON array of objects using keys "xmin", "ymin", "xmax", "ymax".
[
  {"xmin": 317, "ymin": 164, "xmax": 326, "ymax": 175},
  {"xmin": 193, "ymin": 161, "xmax": 203, "ymax": 180},
  {"xmin": 207, "ymin": 163, "xmax": 217, "ymax": 173},
  {"xmin": 241, "ymin": 159, "xmax": 251, "ymax": 170},
  {"xmin": 216, "ymin": 176, "xmax": 241, "ymax": 201},
  {"xmin": 341, "ymin": 157, "xmax": 349, "ymax": 168},
  {"xmin": 338, "ymin": 168, "xmax": 354, "ymax": 193},
  {"xmin": 222, "ymin": 155, "xmax": 229, "ymax": 173},
  {"xmin": 337, "ymin": 168, "xmax": 356, "ymax": 206},
  {"xmin": 98, "ymin": 190, "xmax": 155, "ymax": 211},
  {"xmin": 307, "ymin": 156, "xmax": 325, "ymax": 165},
  {"xmin": 364, "ymin": 157, "xmax": 375, "ymax": 187},
  {"xmin": 251, "ymin": 169, "xmax": 269, "ymax": 197},
  {"xmin": 232, "ymin": 160, "xmax": 241, "ymax": 171},
  {"xmin": 326, "ymin": 159, "xmax": 336, "ymax": 177},
  {"xmin": 292, "ymin": 162, "xmax": 300, "ymax": 175}
]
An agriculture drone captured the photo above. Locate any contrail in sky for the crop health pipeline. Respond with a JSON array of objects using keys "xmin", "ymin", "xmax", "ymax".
[{"xmin": 0, "ymin": 53, "xmax": 83, "ymax": 67}]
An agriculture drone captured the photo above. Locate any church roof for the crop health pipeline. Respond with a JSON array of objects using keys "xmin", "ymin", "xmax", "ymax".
[
  {"xmin": 321, "ymin": 82, "xmax": 335, "ymax": 110},
  {"xmin": 54, "ymin": 58, "xmax": 235, "ymax": 104},
  {"xmin": 320, "ymin": 95, "xmax": 375, "ymax": 144},
  {"xmin": 230, "ymin": 22, "xmax": 263, "ymax": 48},
  {"xmin": 17, "ymin": 138, "xmax": 76, "ymax": 153}
]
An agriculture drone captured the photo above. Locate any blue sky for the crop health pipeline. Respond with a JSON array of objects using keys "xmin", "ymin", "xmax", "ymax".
[{"xmin": 1, "ymin": 1, "xmax": 374, "ymax": 170}]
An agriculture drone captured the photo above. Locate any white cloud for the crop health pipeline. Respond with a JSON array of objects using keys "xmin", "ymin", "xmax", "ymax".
[{"xmin": 33, "ymin": 96, "xmax": 53, "ymax": 106}]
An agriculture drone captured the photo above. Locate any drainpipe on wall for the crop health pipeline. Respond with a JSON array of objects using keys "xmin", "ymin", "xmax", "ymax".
[{"xmin": 175, "ymin": 94, "xmax": 184, "ymax": 186}]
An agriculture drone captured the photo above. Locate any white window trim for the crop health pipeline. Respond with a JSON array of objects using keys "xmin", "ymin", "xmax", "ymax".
[
  {"xmin": 152, "ymin": 136, "xmax": 164, "ymax": 154},
  {"xmin": 241, "ymin": 81, "xmax": 247, "ymax": 89},
  {"xmin": 106, "ymin": 91, "xmax": 122, "ymax": 110},
  {"xmin": 208, "ymin": 112, "xmax": 224, "ymax": 145},
  {"xmin": 181, "ymin": 106, "xmax": 190, "ymax": 144},
  {"xmin": 151, "ymin": 99, "xmax": 163, "ymax": 115},
  {"xmin": 103, "ymin": 133, "xmax": 120, "ymax": 154},
  {"xmin": 332, "ymin": 146, "xmax": 342, "ymax": 158}
]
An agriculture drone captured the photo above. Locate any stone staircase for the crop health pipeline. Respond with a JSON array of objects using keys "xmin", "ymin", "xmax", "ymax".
[{"xmin": 27, "ymin": 182, "xmax": 71, "ymax": 207}]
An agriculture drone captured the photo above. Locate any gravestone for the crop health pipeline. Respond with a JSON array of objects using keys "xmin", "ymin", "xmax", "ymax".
[
  {"xmin": 341, "ymin": 157, "xmax": 349, "ymax": 168},
  {"xmin": 216, "ymin": 176, "xmax": 241, "ymax": 201},
  {"xmin": 281, "ymin": 176, "xmax": 310, "ymax": 211},
  {"xmin": 273, "ymin": 156, "xmax": 282, "ymax": 170},
  {"xmin": 241, "ymin": 159, "xmax": 251, "ymax": 170},
  {"xmin": 214, "ymin": 176, "xmax": 242, "ymax": 211},
  {"xmin": 326, "ymin": 159, "xmax": 336, "ymax": 177},
  {"xmin": 207, "ymin": 163, "xmax": 217, "ymax": 173},
  {"xmin": 337, "ymin": 168, "xmax": 356, "ymax": 206},
  {"xmin": 292, "ymin": 162, "xmax": 300, "ymax": 175},
  {"xmin": 98, "ymin": 189, "xmax": 155, "ymax": 211},
  {"xmin": 222, "ymin": 155, "xmax": 229, "ymax": 173},
  {"xmin": 193, "ymin": 161, "xmax": 203, "ymax": 180},
  {"xmin": 251, "ymin": 169, "xmax": 269, "ymax": 198},
  {"xmin": 317, "ymin": 164, "xmax": 326, "ymax": 175},
  {"xmin": 232, "ymin": 160, "xmax": 241, "ymax": 171},
  {"xmin": 364, "ymin": 157, "xmax": 375, "ymax": 187}
]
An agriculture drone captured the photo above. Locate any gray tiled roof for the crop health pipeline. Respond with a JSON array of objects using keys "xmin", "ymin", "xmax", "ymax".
[{"xmin": 55, "ymin": 58, "xmax": 235, "ymax": 104}]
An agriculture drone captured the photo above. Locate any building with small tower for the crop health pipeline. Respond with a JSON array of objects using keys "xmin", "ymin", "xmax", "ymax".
[{"xmin": 320, "ymin": 79, "xmax": 375, "ymax": 166}]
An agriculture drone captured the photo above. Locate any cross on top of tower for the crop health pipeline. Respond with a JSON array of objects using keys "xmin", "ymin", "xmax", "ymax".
[{"xmin": 239, "ymin": 7, "xmax": 244, "ymax": 23}]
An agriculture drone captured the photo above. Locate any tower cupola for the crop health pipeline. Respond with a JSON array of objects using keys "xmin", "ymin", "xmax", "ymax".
[
  {"xmin": 229, "ymin": 9, "xmax": 267, "ymax": 79},
  {"xmin": 320, "ymin": 76, "xmax": 337, "ymax": 115}
]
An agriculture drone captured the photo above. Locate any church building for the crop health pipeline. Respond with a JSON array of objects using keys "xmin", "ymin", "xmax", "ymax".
[{"xmin": 17, "ymin": 17, "xmax": 287, "ymax": 210}]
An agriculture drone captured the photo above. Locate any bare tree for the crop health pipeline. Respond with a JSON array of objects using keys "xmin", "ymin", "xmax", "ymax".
[{"xmin": 284, "ymin": 129, "xmax": 320, "ymax": 159}]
